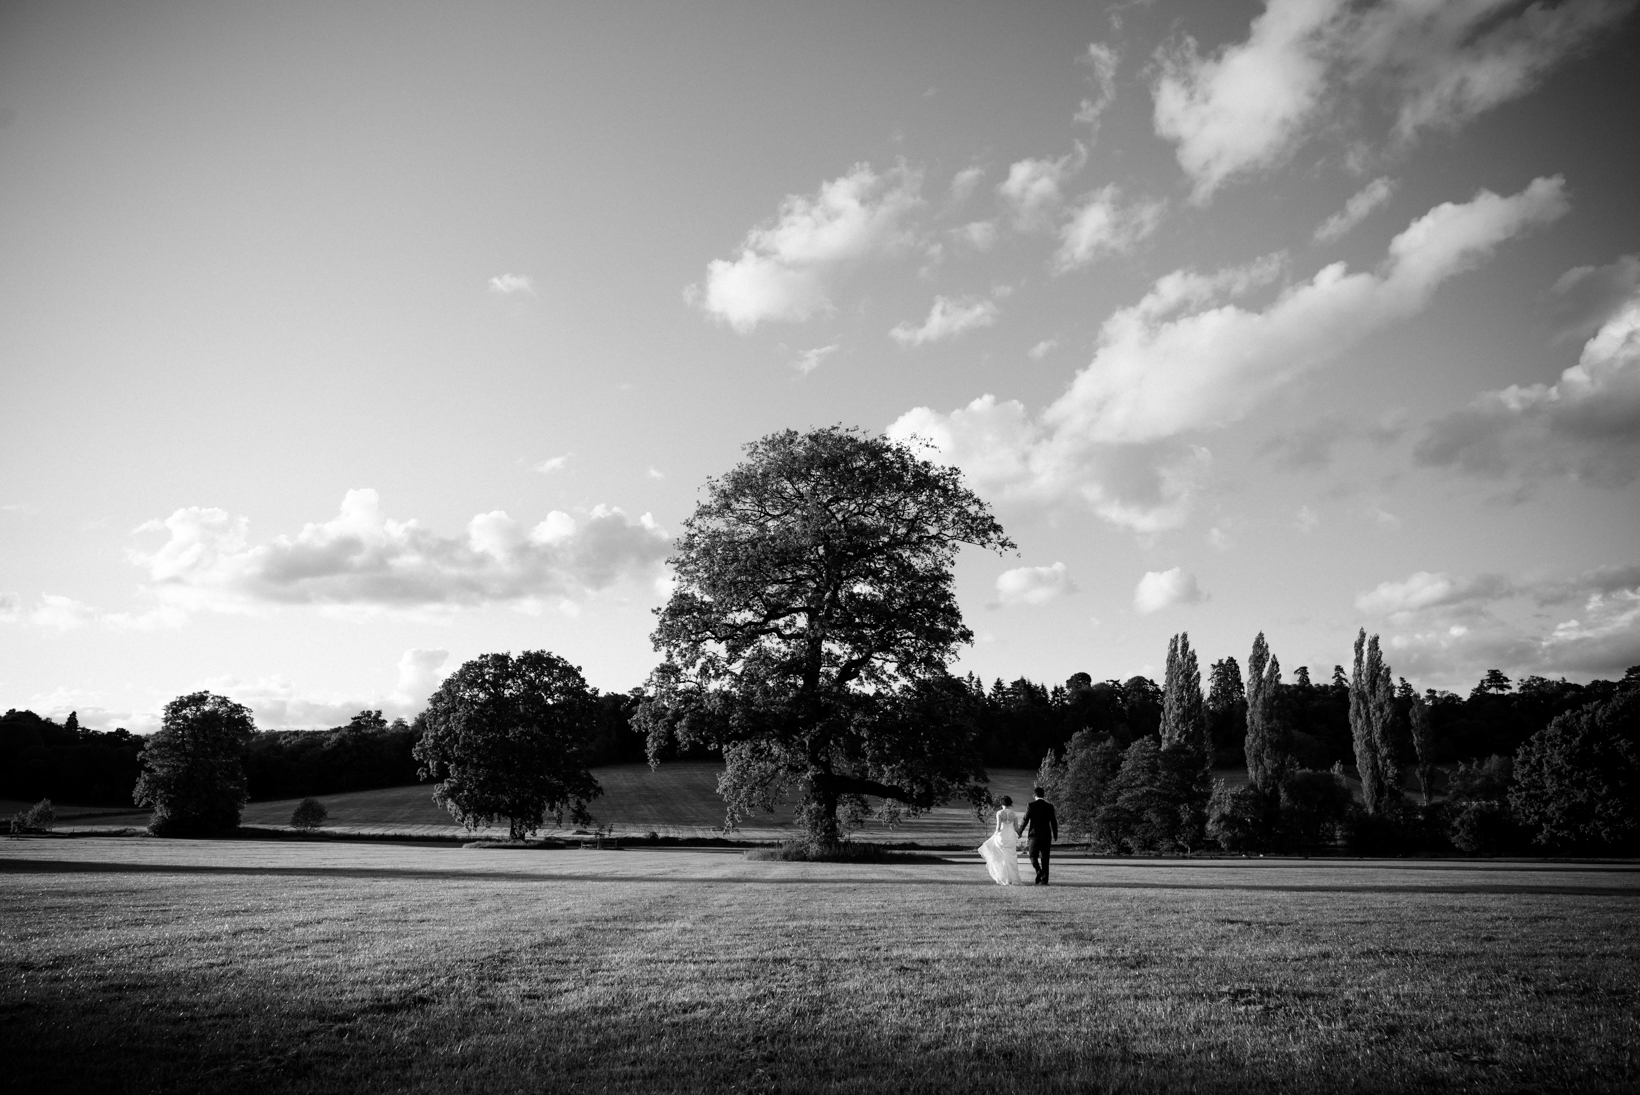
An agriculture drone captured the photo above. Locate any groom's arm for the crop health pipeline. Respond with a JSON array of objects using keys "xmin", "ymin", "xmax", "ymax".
[{"xmin": 1049, "ymin": 805, "xmax": 1059, "ymax": 842}]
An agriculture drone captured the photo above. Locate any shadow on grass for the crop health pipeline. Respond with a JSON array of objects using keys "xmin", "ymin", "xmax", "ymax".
[{"xmin": 2, "ymin": 856, "xmax": 1636, "ymax": 896}]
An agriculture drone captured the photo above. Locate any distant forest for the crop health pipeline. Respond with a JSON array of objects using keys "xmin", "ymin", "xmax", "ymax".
[{"xmin": 0, "ymin": 664, "xmax": 1627, "ymax": 808}]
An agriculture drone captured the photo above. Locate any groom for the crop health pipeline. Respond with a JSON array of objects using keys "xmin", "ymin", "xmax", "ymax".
[{"xmin": 1016, "ymin": 786, "xmax": 1059, "ymax": 885}]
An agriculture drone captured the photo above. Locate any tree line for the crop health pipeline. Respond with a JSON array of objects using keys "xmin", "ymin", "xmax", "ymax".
[{"xmin": 5, "ymin": 427, "xmax": 1636, "ymax": 855}]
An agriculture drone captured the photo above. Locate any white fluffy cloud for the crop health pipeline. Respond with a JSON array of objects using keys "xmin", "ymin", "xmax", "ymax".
[
  {"xmin": 995, "ymin": 562, "xmax": 1075, "ymax": 607},
  {"xmin": 127, "ymin": 489, "xmax": 671, "ymax": 613},
  {"xmin": 1154, "ymin": 0, "xmax": 1336, "ymax": 203},
  {"xmin": 1054, "ymin": 186, "xmax": 1165, "ymax": 272},
  {"xmin": 1416, "ymin": 285, "xmax": 1640, "ymax": 487},
  {"xmin": 394, "ymin": 648, "xmax": 450, "ymax": 707},
  {"xmin": 1550, "ymin": 255, "xmax": 1640, "ymax": 342},
  {"xmin": 1134, "ymin": 568, "xmax": 1205, "ymax": 614},
  {"xmin": 998, "ymin": 147, "xmax": 1084, "ymax": 232},
  {"xmin": 890, "ymin": 180, "xmax": 1563, "ymax": 530},
  {"xmin": 1152, "ymin": 0, "xmax": 1630, "ymax": 202},
  {"xmin": 890, "ymin": 296, "xmax": 999, "ymax": 347},
  {"xmin": 488, "ymin": 273, "xmax": 534, "ymax": 295},
  {"xmin": 1314, "ymin": 176, "xmax": 1398, "ymax": 243},
  {"xmin": 1357, "ymin": 564, "xmax": 1640, "ymax": 683},
  {"xmin": 697, "ymin": 163, "xmax": 921, "ymax": 332}
]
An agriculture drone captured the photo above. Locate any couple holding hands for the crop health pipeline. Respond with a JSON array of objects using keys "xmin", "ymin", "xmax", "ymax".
[{"xmin": 978, "ymin": 788, "xmax": 1058, "ymax": 886}]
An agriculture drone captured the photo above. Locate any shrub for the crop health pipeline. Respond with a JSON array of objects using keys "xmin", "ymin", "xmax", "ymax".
[
  {"xmin": 1448, "ymin": 754, "xmax": 1513, "ymax": 803},
  {"xmin": 1342, "ymin": 802, "xmax": 1413, "ymax": 856},
  {"xmin": 1447, "ymin": 800, "xmax": 1528, "ymax": 856},
  {"xmin": 290, "ymin": 797, "xmax": 328, "ymax": 830},
  {"xmin": 744, "ymin": 840, "xmax": 942, "ymax": 864},
  {"xmin": 1206, "ymin": 782, "xmax": 1274, "ymax": 854},
  {"xmin": 1512, "ymin": 688, "xmax": 1639, "ymax": 853},
  {"xmin": 1278, "ymin": 768, "xmax": 1352, "ymax": 849},
  {"xmin": 26, "ymin": 798, "xmax": 55, "ymax": 831}
]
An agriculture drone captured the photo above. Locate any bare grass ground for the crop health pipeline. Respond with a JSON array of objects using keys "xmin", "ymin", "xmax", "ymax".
[{"xmin": 2, "ymin": 837, "xmax": 1636, "ymax": 1093}]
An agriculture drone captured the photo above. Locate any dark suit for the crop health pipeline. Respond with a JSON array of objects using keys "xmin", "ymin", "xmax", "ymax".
[{"xmin": 1017, "ymin": 798, "xmax": 1058, "ymax": 884}]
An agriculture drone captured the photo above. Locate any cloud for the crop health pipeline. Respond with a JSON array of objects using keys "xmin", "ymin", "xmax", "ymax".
[
  {"xmin": 1152, "ymin": 0, "xmax": 1339, "ymax": 203},
  {"xmin": 1043, "ymin": 177, "xmax": 1564, "ymax": 445},
  {"xmin": 534, "ymin": 454, "xmax": 572, "ymax": 475},
  {"xmin": 696, "ymin": 163, "xmax": 922, "ymax": 332},
  {"xmin": 995, "ymin": 562, "xmax": 1075, "ymax": 607},
  {"xmin": 1027, "ymin": 339, "xmax": 1057, "ymax": 360},
  {"xmin": 1151, "ymin": 0, "xmax": 1631, "ymax": 202},
  {"xmin": 488, "ymin": 274, "xmax": 534, "ymax": 295},
  {"xmin": 25, "ymin": 594, "xmax": 97, "ymax": 631},
  {"xmin": 1134, "ymin": 568, "xmax": 1204, "ymax": 614},
  {"xmin": 1363, "ymin": 0, "xmax": 1636, "ymax": 144},
  {"xmin": 791, "ymin": 344, "xmax": 838, "ymax": 375},
  {"xmin": 954, "ymin": 221, "xmax": 998, "ymax": 251},
  {"xmin": 890, "ymin": 179, "xmax": 1563, "ymax": 530},
  {"xmin": 1074, "ymin": 42, "xmax": 1120, "ymax": 131},
  {"xmin": 1356, "ymin": 570, "xmax": 1515, "ymax": 622},
  {"xmin": 890, "ymin": 296, "xmax": 999, "ymax": 347},
  {"xmin": 393, "ymin": 648, "xmax": 450, "ymax": 708},
  {"xmin": 1415, "ymin": 285, "xmax": 1640, "ymax": 487},
  {"xmin": 1293, "ymin": 505, "xmax": 1319, "ymax": 534},
  {"xmin": 1314, "ymin": 177, "xmax": 1398, "ymax": 243},
  {"xmin": 645, "ymin": 467, "xmax": 666, "ymax": 480},
  {"xmin": 1549, "ymin": 254, "xmax": 1640, "ymax": 343},
  {"xmin": 1357, "ymin": 564, "xmax": 1640, "ymax": 684},
  {"xmin": 1054, "ymin": 186, "xmax": 1166, "ymax": 272},
  {"xmin": 0, "ymin": 590, "xmax": 188, "ymax": 632},
  {"xmin": 949, "ymin": 166, "xmax": 986, "ymax": 203},
  {"xmin": 127, "ymin": 489, "xmax": 672, "ymax": 613},
  {"xmin": 998, "ymin": 146, "xmax": 1085, "ymax": 232}
]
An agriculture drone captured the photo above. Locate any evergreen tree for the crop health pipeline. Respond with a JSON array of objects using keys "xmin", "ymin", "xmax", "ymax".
[
  {"xmin": 1244, "ymin": 633, "xmax": 1290, "ymax": 792},
  {"xmin": 1295, "ymin": 665, "xmax": 1311, "ymax": 688},
  {"xmin": 64, "ymin": 711, "xmax": 80, "ymax": 737},
  {"xmin": 1350, "ymin": 630, "xmax": 1400, "ymax": 815}
]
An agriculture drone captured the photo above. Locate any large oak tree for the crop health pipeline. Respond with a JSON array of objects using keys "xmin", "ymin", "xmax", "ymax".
[{"xmin": 636, "ymin": 427, "xmax": 1013, "ymax": 843}]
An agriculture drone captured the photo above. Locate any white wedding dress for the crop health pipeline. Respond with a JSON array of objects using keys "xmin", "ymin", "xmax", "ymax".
[{"xmin": 979, "ymin": 806, "xmax": 1023, "ymax": 886}]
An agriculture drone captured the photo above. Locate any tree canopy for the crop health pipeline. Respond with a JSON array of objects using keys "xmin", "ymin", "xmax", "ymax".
[
  {"xmin": 636, "ymin": 426, "xmax": 1013, "ymax": 843},
  {"xmin": 413, "ymin": 651, "xmax": 601, "ymax": 841},
  {"xmin": 133, "ymin": 692, "xmax": 257, "ymax": 836}
]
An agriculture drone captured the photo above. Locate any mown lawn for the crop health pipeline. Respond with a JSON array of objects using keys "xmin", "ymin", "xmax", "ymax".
[{"xmin": 2, "ymin": 837, "xmax": 1635, "ymax": 1093}]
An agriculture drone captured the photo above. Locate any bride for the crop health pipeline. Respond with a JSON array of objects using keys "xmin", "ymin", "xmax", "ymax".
[{"xmin": 979, "ymin": 795, "xmax": 1023, "ymax": 886}]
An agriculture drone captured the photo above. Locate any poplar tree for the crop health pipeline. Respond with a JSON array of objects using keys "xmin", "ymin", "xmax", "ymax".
[
  {"xmin": 1160, "ymin": 632, "xmax": 1210, "ymax": 850},
  {"xmin": 1350, "ymin": 630, "xmax": 1401, "ymax": 815},
  {"xmin": 1161, "ymin": 633, "xmax": 1207, "ymax": 756},
  {"xmin": 1408, "ymin": 689, "xmax": 1436, "ymax": 805},
  {"xmin": 1244, "ymin": 633, "xmax": 1290, "ymax": 792}
]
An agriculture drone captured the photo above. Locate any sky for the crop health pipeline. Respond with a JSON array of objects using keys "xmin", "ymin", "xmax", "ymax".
[{"xmin": 2, "ymin": 0, "xmax": 1638, "ymax": 733}]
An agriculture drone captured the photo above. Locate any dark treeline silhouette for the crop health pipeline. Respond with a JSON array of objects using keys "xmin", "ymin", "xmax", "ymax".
[
  {"xmin": 4, "ymin": 658, "xmax": 1634, "ymax": 859},
  {"xmin": 963, "ymin": 665, "xmax": 1621, "ymax": 776},
  {"xmin": 0, "ymin": 709, "xmax": 143, "ymax": 807},
  {"xmin": 3, "ymin": 690, "xmax": 658, "ymax": 808}
]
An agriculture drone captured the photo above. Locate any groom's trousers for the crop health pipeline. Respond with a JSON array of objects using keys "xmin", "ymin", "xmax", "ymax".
[{"xmin": 1028, "ymin": 836, "xmax": 1051, "ymax": 884}]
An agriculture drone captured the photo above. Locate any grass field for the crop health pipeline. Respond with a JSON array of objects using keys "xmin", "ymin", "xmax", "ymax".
[
  {"xmin": 3, "ymin": 837, "xmax": 1635, "ymax": 1093},
  {"xmin": 9, "ymin": 762, "xmax": 1060, "ymax": 844}
]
